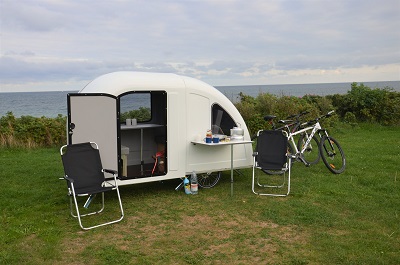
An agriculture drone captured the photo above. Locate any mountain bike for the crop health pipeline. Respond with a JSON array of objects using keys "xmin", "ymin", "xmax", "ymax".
[
  {"xmin": 258, "ymin": 110, "xmax": 345, "ymax": 174},
  {"xmin": 260, "ymin": 111, "xmax": 321, "ymax": 174},
  {"xmin": 290, "ymin": 111, "xmax": 346, "ymax": 174}
]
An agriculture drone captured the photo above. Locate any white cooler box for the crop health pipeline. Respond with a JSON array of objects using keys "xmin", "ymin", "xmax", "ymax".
[{"xmin": 121, "ymin": 145, "xmax": 129, "ymax": 177}]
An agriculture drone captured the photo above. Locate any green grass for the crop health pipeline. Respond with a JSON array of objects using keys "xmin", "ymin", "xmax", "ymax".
[{"xmin": 1, "ymin": 123, "xmax": 399, "ymax": 264}]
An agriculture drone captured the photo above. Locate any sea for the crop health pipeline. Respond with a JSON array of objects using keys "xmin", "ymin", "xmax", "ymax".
[{"xmin": 0, "ymin": 81, "xmax": 399, "ymax": 118}]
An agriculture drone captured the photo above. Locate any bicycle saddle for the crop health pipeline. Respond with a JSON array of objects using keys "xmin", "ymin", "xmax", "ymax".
[{"xmin": 264, "ymin": 115, "xmax": 276, "ymax": 121}]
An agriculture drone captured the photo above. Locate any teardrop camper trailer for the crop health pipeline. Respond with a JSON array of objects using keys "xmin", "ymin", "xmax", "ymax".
[{"xmin": 67, "ymin": 71, "xmax": 253, "ymax": 186}]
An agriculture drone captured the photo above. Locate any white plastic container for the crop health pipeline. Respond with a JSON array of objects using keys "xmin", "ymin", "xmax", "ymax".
[{"xmin": 190, "ymin": 171, "xmax": 198, "ymax": 195}]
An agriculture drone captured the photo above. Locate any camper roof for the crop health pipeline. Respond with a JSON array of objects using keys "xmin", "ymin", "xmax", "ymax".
[{"xmin": 80, "ymin": 71, "xmax": 209, "ymax": 96}]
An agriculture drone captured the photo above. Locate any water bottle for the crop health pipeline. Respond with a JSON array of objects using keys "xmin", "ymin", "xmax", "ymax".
[
  {"xmin": 83, "ymin": 194, "xmax": 96, "ymax": 208},
  {"xmin": 190, "ymin": 171, "xmax": 198, "ymax": 195},
  {"xmin": 184, "ymin": 176, "xmax": 191, "ymax": 194}
]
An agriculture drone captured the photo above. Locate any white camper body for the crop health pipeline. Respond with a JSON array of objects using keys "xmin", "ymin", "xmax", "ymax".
[{"xmin": 67, "ymin": 71, "xmax": 253, "ymax": 186}]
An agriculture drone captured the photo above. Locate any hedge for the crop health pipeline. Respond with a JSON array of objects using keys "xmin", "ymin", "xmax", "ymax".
[{"xmin": 1, "ymin": 83, "xmax": 398, "ymax": 148}]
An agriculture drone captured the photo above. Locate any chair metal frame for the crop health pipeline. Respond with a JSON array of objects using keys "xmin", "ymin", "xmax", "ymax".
[
  {"xmin": 60, "ymin": 142, "xmax": 124, "ymax": 230},
  {"xmin": 252, "ymin": 130, "xmax": 293, "ymax": 197}
]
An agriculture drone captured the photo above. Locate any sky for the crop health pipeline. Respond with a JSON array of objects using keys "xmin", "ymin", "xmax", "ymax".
[{"xmin": 0, "ymin": 0, "xmax": 399, "ymax": 92}]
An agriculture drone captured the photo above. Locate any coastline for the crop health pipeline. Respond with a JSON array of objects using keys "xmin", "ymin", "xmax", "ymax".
[{"xmin": 1, "ymin": 81, "xmax": 399, "ymax": 118}]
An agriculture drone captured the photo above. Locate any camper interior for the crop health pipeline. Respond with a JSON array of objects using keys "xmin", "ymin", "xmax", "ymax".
[{"xmin": 119, "ymin": 91, "xmax": 167, "ymax": 179}]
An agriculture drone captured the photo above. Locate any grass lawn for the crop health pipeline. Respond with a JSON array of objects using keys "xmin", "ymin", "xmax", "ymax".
[{"xmin": 0, "ymin": 123, "xmax": 399, "ymax": 264}]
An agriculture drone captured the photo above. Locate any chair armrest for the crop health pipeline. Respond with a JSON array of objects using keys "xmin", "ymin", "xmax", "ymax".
[
  {"xmin": 103, "ymin": 169, "xmax": 118, "ymax": 175},
  {"xmin": 63, "ymin": 175, "xmax": 74, "ymax": 183},
  {"xmin": 103, "ymin": 169, "xmax": 120, "ymax": 183}
]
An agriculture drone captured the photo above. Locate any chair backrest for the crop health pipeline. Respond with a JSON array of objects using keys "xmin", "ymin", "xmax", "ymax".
[
  {"xmin": 256, "ymin": 130, "xmax": 288, "ymax": 170},
  {"xmin": 61, "ymin": 142, "xmax": 105, "ymax": 192}
]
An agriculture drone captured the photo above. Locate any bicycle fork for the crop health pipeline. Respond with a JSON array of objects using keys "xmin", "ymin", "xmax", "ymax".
[{"xmin": 319, "ymin": 130, "xmax": 337, "ymax": 158}]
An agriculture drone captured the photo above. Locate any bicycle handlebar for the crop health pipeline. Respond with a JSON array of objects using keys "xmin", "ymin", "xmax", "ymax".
[
  {"xmin": 286, "ymin": 111, "xmax": 309, "ymax": 120},
  {"xmin": 302, "ymin": 110, "xmax": 335, "ymax": 126},
  {"xmin": 264, "ymin": 110, "xmax": 310, "ymax": 123},
  {"xmin": 327, "ymin": 110, "xmax": 335, "ymax": 116}
]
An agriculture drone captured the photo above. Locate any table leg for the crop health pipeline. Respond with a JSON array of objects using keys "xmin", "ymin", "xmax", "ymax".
[
  {"xmin": 140, "ymin": 128, "xmax": 143, "ymax": 174},
  {"xmin": 231, "ymin": 144, "xmax": 234, "ymax": 196}
]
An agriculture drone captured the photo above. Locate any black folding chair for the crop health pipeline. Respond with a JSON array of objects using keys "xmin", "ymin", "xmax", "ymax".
[
  {"xmin": 60, "ymin": 142, "xmax": 124, "ymax": 230},
  {"xmin": 252, "ymin": 130, "xmax": 293, "ymax": 196}
]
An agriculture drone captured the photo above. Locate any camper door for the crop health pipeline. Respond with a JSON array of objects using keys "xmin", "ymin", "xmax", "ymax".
[{"xmin": 67, "ymin": 94, "xmax": 119, "ymax": 172}]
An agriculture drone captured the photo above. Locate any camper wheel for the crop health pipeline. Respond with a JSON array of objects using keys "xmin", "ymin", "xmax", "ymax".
[{"xmin": 197, "ymin": 172, "xmax": 221, "ymax": 188}]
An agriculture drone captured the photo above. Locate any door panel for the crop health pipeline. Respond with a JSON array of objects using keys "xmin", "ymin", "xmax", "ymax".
[{"xmin": 68, "ymin": 94, "xmax": 119, "ymax": 171}]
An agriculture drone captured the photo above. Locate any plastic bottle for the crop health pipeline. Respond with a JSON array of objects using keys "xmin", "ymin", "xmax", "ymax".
[
  {"xmin": 206, "ymin": 129, "xmax": 212, "ymax": 143},
  {"xmin": 190, "ymin": 171, "xmax": 198, "ymax": 195},
  {"xmin": 83, "ymin": 194, "xmax": 96, "ymax": 208},
  {"xmin": 184, "ymin": 176, "xmax": 191, "ymax": 194}
]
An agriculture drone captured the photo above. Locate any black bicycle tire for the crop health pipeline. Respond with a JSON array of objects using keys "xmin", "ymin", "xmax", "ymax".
[
  {"xmin": 319, "ymin": 136, "xmax": 346, "ymax": 174},
  {"xmin": 197, "ymin": 171, "xmax": 221, "ymax": 188},
  {"xmin": 297, "ymin": 134, "xmax": 321, "ymax": 165}
]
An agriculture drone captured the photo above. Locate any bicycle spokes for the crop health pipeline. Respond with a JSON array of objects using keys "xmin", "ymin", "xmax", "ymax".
[
  {"xmin": 327, "ymin": 150, "xmax": 336, "ymax": 158},
  {"xmin": 319, "ymin": 136, "xmax": 346, "ymax": 174},
  {"xmin": 297, "ymin": 134, "xmax": 320, "ymax": 166}
]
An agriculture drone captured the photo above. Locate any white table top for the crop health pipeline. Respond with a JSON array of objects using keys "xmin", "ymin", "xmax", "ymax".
[
  {"xmin": 121, "ymin": 124, "xmax": 164, "ymax": 130},
  {"xmin": 191, "ymin": 140, "xmax": 253, "ymax": 146}
]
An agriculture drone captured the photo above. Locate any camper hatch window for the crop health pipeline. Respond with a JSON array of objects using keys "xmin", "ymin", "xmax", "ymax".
[
  {"xmin": 212, "ymin": 103, "xmax": 236, "ymax": 136},
  {"xmin": 119, "ymin": 93, "xmax": 151, "ymax": 123}
]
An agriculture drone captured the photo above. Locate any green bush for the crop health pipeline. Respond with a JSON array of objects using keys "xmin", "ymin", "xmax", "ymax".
[
  {"xmin": 0, "ymin": 112, "xmax": 67, "ymax": 148},
  {"xmin": 1, "ymin": 83, "xmax": 398, "ymax": 148},
  {"xmin": 235, "ymin": 93, "xmax": 335, "ymax": 136},
  {"xmin": 235, "ymin": 83, "xmax": 399, "ymax": 136},
  {"xmin": 344, "ymin": 111, "xmax": 358, "ymax": 126},
  {"xmin": 328, "ymin": 83, "xmax": 400, "ymax": 125},
  {"xmin": 120, "ymin": 107, "xmax": 151, "ymax": 122}
]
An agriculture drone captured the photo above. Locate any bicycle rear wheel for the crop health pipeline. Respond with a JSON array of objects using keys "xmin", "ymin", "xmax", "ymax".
[
  {"xmin": 319, "ymin": 136, "xmax": 346, "ymax": 174},
  {"xmin": 297, "ymin": 133, "xmax": 321, "ymax": 165},
  {"xmin": 197, "ymin": 172, "xmax": 221, "ymax": 188}
]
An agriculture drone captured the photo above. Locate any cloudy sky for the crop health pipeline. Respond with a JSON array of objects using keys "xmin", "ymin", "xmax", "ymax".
[{"xmin": 1, "ymin": 0, "xmax": 399, "ymax": 92}]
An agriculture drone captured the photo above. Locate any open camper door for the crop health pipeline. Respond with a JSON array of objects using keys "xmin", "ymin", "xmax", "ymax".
[{"xmin": 67, "ymin": 94, "xmax": 119, "ymax": 172}]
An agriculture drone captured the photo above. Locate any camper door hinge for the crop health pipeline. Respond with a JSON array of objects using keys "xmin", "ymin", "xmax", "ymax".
[{"xmin": 69, "ymin": 123, "xmax": 75, "ymax": 135}]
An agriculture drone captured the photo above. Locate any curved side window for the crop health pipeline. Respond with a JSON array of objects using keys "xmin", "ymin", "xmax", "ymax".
[{"xmin": 212, "ymin": 104, "xmax": 236, "ymax": 136}]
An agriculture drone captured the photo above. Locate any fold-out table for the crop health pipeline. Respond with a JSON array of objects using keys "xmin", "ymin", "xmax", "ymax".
[{"xmin": 191, "ymin": 139, "xmax": 253, "ymax": 196}]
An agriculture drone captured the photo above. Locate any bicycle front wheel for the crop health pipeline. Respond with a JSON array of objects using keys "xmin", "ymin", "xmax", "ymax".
[
  {"xmin": 319, "ymin": 136, "xmax": 346, "ymax": 174},
  {"xmin": 297, "ymin": 133, "xmax": 321, "ymax": 165}
]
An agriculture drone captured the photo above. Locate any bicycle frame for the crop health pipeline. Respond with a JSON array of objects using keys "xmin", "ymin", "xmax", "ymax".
[{"xmin": 285, "ymin": 121, "xmax": 326, "ymax": 165}]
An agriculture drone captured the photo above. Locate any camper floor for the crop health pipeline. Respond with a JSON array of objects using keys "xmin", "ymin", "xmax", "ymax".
[{"xmin": 122, "ymin": 163, "xmax": 166, "ymax": 179}]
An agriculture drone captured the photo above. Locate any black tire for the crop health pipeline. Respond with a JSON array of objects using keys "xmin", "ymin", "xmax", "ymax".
[
  {"xmin": 297, "ymin": 133, "xmax": 321, "ymax": 165},
  {"xmin": 319, "ymin": 136, "xmax": 346, "ymax": 174},
  {"xmin": 263, "ymin": 142, "xmax": 294, "ymax": 175},
  {"xmin": 198, "ymin": 172, "xmax": 221, "ymax": 188}
]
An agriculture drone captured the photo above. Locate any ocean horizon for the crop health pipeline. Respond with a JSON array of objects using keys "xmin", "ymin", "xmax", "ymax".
[{"xmin": 1, "ymin": 80, "xmax": 399, "ymax": 118}]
